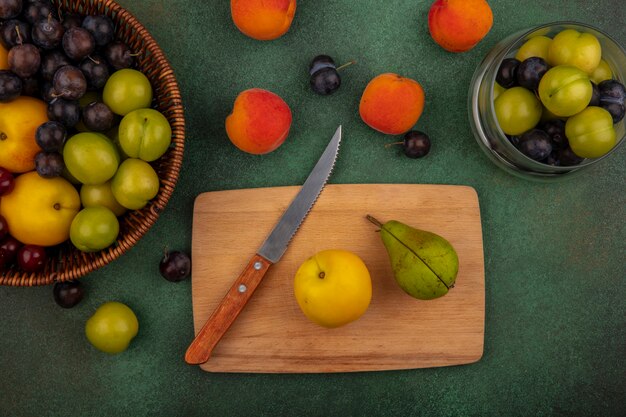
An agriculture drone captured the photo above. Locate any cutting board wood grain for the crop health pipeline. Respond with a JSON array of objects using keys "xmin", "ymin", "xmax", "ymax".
[{"xmin": 191, "ymin": 184, "xmax": 485, "ymax": 373}]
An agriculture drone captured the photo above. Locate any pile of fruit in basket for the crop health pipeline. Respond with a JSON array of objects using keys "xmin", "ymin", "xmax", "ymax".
[{"xmin": 0, "ymin": 0, "xmax": 173, "ymax": 274}]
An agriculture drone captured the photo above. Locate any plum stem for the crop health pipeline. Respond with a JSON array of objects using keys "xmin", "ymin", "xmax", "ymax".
[
  {"xmin": 384, "ymin": 141, "xmax": 403, "ymax": 149},
  {"xmin": 336, "ymin": 60, "xmax": 357, "ymax": 72},
  {"xmin": 15, "ymin": 25, "xmax": 23, "ymax": 45}
]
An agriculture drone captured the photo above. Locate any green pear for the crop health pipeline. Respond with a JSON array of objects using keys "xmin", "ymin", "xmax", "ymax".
[{"xmin": 367, "ymin": 215, "xmax": 459, "ymax": 300}]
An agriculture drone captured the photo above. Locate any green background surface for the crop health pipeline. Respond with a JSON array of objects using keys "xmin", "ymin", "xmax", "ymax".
[{"xmin": 1, "ymin": 1, "xmax": 625, "ymax": 416}]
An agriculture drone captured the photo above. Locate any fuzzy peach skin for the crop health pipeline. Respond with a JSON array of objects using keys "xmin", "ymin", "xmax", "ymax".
[
  {"xmin": 0, "ymin": 97, "xmax": 48, "ymax": 173},
  {"xmin": 428, "ymin": 0, "xmax": 493, "ymax": 53},
  {"xmin": 231, "ymin": 0, "xmax": 297, "ymax": 41},
  {"xmin": 225, "ymin": 88, "xmax": 293, "ymax": 154},
  {"xmin": 359, "ymin": 73, "xmax": 425, "ymax": 135}
]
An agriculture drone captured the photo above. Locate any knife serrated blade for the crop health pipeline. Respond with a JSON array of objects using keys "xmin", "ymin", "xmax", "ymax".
[
  {"xmin": 258, "ymin": 125, "xmax": 341, "ymax": 263},
  {"xmin": 185, "ymin": 126, "xmax": 342, "ymax": 365}
]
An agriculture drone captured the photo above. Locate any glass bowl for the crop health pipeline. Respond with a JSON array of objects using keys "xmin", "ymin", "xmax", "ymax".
[{"xmin": 469, "ymin": 21, "xmax": 626, "ymax": 180}]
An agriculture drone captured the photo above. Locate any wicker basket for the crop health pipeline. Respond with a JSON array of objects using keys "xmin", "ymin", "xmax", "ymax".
[{"xmin": 0, "ymin": 0, "xmax": 185, "ymax": 286}]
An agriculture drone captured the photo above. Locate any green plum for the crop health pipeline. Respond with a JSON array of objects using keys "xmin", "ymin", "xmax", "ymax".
[
  {"xmin": 565, "ymin": 106, "xmax": 616, "ymax": 159},
  {"xmin": 590, "ymin": 59, "xmax": 613, "ymax": 85},
  {"xmin": 548, "ymin": 29, "xmax": 602, "ymax": 74},
  {"xmin": 103, "ymin": 69, "xmax": 153, "ymax": 116},
  {"xmin": 118, "ymin": 108, "xmax": 172, "ymax": 161},
  {"xmin": 70, "ymin": 207, "xmax": 120, "ymax": 252},
  {"xmin": 80, "ymin": 181, "xmax": 127, "ymax": 217},
  {"xmin": 111, "ymin": 158, "xmax": 160, "ymax": 210},
  {"xmin": 515, "ymin": 35, "xmax": 552, "ymax": 62},
  {"xmin": 85, "ymin": 302, "xmax": 139, "ymax": 354},
  {"xmin": 494, "ymin": 86, "xmax": 542, "ymax": 136},
  {"xmin": 538, "ymin": 65, "xmax": 593, "ymax": 117},
  {"xmin": 63, "ymin": 133, "xmax": 120, "ymax": 185},
  {"xmin": 61, "ymin": 166, "xmax": 82, "ymax": 185},
  {"xmin": 493, "ymin": 83, "xmax": 505, "ymax": 101}
]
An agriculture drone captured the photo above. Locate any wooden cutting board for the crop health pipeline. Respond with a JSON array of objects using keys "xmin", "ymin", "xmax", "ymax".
[{"xmin": 191, "ymin": 184, "xmax": 485, "ymax": 373}]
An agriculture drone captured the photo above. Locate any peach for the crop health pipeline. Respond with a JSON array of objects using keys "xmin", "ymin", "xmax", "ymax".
[
  {"xmin": 231, "ymin": 0, "xmax": 297, "ymax": 41},
  {"xmin": 0, "ymin": 43, "xmax": 9, "ymax": 70},
  {"xmin": 359, "ymin": 73, "xmax": 425, "ymax": 135},
  {"xmin": 428, "ymin": 0, "xmax": 493, "ymax": 53},
  {"xmin": 225, "ymin": 88, "xmax": 293, "ymax": 154},
  {"xmin": 0, "ymin": 96, "xmax": 48, "ymax": 173}
]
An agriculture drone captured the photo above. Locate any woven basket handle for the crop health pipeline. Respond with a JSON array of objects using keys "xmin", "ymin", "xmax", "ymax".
[{"xmin": 185, "ymin": 254, "xmax": 272, "ymax": 365}]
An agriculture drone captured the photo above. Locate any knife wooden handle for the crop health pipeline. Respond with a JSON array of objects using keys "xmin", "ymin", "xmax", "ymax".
[{"xmin": 185, "ymin": 254, "xmax": 272, "ymax": 365}]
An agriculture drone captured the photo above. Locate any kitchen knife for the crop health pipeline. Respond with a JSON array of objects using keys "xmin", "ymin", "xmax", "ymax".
[{"xmin": 185, "ymin": 126, "xmax": 342, "ymax": 365}]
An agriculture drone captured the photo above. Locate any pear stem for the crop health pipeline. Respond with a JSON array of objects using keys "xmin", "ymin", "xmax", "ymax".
[{"xmin": 366, "ymin": 215, "xmax": 384, "ymax": 228}]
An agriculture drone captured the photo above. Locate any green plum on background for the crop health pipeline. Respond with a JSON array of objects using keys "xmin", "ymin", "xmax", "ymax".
[
  {"xmin": 538, "ymin": 65, "xmax": 593, "ymax": 117},
  {"xmin": 80, "ymin": 181, "xmax": 127, "ymax": 217},
  {"xmin": 493, "ymin": 83, "xmax": 505, "ymax": 100},
  {"xmin": 515, "ymin": 35, "xmax": 552, "ymax": 62},
  {"xmin": 103, "ymin": 69, "xmax": 153, "ymax": 116},
  {"xmin": 590, "ymin": 59, "xmax": 613, "ymax": 84},
  {"xmin": 70, "ymin": 207, "xmax": 120, "ymax": 252},
  {"xmin": 548, "ymin": 29, "xmax": 601, "ymax": 74},
  {"xmin": 494, "ymin": 86, "xmax": 542, "ymax": 135},
  {"xmin": 63, "ymin": 133, "xmax": 120, "ymax": 185},
  {"xmin": 118, "ymin": 108, "xmax": 172, "ymax": 161},
  {"xmin": 565, "ymin": 106, "xmax": 617, "ymax": 158},
  {"xmin": 111, "ymin": 158, "xmax": 160, "ymax": 210},
  {"xmin": 85, "ymin": 302, "xmax": 139, "ymax": 354}
]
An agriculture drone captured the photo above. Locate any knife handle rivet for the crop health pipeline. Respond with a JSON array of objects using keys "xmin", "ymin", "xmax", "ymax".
[
  {"xmin": 238, "ymin": 284, "xmax": 247, "ymax": 293},
  {"xmin": 253, "ymin": 261, "xmax": 263, "ymax": 271}
]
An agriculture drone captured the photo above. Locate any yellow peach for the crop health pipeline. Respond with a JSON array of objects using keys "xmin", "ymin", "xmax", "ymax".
[{"xmin": 0, "ymin": 97, "xmax": 48, "ymax": 173}]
